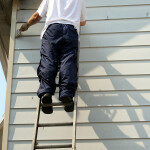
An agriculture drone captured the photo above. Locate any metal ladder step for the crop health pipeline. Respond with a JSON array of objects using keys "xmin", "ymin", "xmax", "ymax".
[
  {"xmin": 38, "ymin": 122, "xmax": 73, "ymax": 127},
  {"xmin": 56, "ymin": 83, "xmax": 60, "ymax": 87},
  {"xmin": 35, "ymin": 144, "xmax": 72, "ymax": 149}
]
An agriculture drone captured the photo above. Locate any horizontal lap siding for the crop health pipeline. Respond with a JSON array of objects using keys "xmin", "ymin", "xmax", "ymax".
[
  {"xmin": 17, "ymin": 6, "xmax": 150, "ymax": 22},
  {"xmin": 11, "ymin": 76, "xmax": 150, "ymax": 93},
  {"xmin": 16, "ymin": 19, "xmax": 150, "ymax": 35},
  {"xmin": 14, "ymin": 47, "xmax": 150, "ymax": 62},
  {"xmin": 8, "ymin": 1, "xmax": 150, "ymax": 150},
  {"xmin": 15, "ymin": 33, "xmax": 150, "ymax": 49},
  {"xmin": 10, "ymin": 91, "xmax": 150, "ymax": 108},
  {"xmin": 8, "ymin": 122, "xmax": 150, "ymax": 140},
  {"xmin": 19, "ymin": 0, "xmax": 150, "ymax": 9},
  {"xmin": 9, "ymin": 107, "xmax": 150, "ymax": 124},
  {"xmin": 13, "ymin": 62, "xmax": 150, "ymax": 78},
  {"xmin": 8, "ymin": 139, "xmax": 150, "ymax": 150}
]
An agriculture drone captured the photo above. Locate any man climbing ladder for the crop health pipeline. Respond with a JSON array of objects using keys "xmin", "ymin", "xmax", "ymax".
[{"xmin": 20, "ymin": 0, "xmax": 87, "ymax": 114}]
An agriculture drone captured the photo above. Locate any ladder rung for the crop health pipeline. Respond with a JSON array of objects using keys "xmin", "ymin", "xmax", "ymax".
[
  {"xmin": 56, "ymin": 84, "xmax": 59, "ymax": 87},
  {"xmin": 38, "ymin": 122, "xmax": 73, "ymax": 127},
  {"xmin": 40, "ymin": 102, "xmax": 63, "ymax": 107},
  {"xmin": 35, "ymin": 144, "xmax": 72, "ymax": 149},
  {"xmin": 40, "ymin": 102, "xmax": 73, "ymax": 107}
]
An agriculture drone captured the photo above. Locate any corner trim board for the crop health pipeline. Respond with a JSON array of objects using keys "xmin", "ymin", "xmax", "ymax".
[{"xmin": 2, "ymin": 0, "xmax": 18, "ymax": 149}]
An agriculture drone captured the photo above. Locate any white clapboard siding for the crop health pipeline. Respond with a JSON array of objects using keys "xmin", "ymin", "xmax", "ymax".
[
  {"xmin": 15, "ymin": 33, "xmax": 150, "ymax": 49},
  {"xmin": 10, "ymin": 93, "xmax": 62, "ymax": 108},
  {"xmin": 7, "ymin": 0, "xmax": 150, "ymax": 150},
  {"xmin": 9, "ymin": 122, "xmax": 150, "ymax": 141},
  {"xmin": 77, "ymin": 91, "xmax": 150, "ymax": 107},
  {"xmin": 13, "ymin": 61, "xmax": 150, "ymax": 78},
  {"xmin": 10, "ymin": 108, "xmax": 74, "ymax": 124},
  {"xmin": 14, "ymin": 50, "xmax": 41, "ymax": 63},
  {"xmin": 10, "ymin": 91, "xmax": 150, "ymax": 108},
  {"xmin": 9, "ymin": 107, "xmax": 150, "ymax": 125},
  {"xmin": 8, "ymin": 139, "xmax": 150, "ymax": 150},
  {"xmin": 17, "ymin": 5, "xmax": 150, "ymax": 22},
  {"xmin": 76, "ymin": 139, "xmax": 150, "ymax": 150},
  {"xmin": 9, "ymin": 125, "xmax": 73, "ymax": 141},
  {"xmin": 78, "ymin": 76, "xmax": 150, "ymax": 91},
  {"xmin": 14, "ymin": 47, "xmax": 150, "ymax": 63},
  {"xmin": 19, "ymin": 0, "xmax": 150, "ymax": 9},
  {"xmin": 8, "ymin": 141, "xmax": 72, "ymax": 150},
  {"xmin": 8, "ymin": 141, "xmax": 32, "ymax": 150},
  {"xmin": 76, "ymin": 122, "xmax": 150, "ymax": 139},
  {"xmin": 9, "ymin": 141, "xmax": 72, "ymax": 150},
  {"xmin": 85, "ymin": 0, "xmax": 150, "ymax": 7},
  {"xmin": 39, "ymin": 122, "xmax": 150, "ymax": 140},
  {"xmin": 16, "ymin": 18, "xmax": 150, "ymax": 35},
  {"xmin": 11, "ymin": 76, "xmax": 150, "ymax": 93},
  {"xmin": 11, "ymin": 78, "xmax": 60, "ymax": 93}
]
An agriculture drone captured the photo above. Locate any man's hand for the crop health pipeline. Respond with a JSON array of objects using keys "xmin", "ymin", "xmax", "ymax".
[
  {"xmin": 80, "ymin": 20, "xmax": 86, "ymax": 26},
  {"xmin": 20, "ymin": 23, "xmax": 30, "ymax": 32},
  {"xmin": 19, "ymin": 12, "xmax": 42, "ymax": 32}
]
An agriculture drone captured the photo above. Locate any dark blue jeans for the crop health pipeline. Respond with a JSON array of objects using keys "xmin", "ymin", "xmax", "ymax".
[{"xmin": 37, "ymin": 23, "xmax": 79, "ymax": 100}]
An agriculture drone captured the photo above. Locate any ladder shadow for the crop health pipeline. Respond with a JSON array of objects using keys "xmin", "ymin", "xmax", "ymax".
[{"xmin": 77, "ymin": 53, "xmax": 150, "ymax": 149}]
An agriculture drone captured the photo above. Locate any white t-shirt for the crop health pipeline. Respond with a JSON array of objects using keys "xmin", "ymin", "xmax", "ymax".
[{"xmin": 37, "ymin": 0, "xmax": 87, "ymax": 39}]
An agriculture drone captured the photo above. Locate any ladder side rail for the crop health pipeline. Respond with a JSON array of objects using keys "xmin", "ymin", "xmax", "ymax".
[{"xmin": 31, "ymin": 99, "xmax": 41, "ymax": 150}]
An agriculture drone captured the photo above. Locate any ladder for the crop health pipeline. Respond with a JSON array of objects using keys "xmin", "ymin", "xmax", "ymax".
[{"xmin": 31, "ymin": 36, "xmax": 80, "ymax": 150}]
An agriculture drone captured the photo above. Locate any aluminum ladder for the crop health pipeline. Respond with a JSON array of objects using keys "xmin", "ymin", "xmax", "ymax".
[
  {"xmin": 31, "ymin": 95, "xmax": 78, "ymax": 149},
  {"xmin": 31, "ymin": 35, "xmax": 80, "ymax": 150}
]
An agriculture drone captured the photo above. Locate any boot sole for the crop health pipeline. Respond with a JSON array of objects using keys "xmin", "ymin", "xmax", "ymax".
[
  {"xmin": 41, "ymin": 94, "xmax": 53, "ymax": 114},
  {"xmin": 60, "ymin": 96, "xmax": 74, "ymax": 112}
]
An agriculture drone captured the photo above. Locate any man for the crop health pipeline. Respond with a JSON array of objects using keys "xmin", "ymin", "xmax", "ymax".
[{"xmin": 20, "ymin": 0, "xmax": 87, "ymax": 114}]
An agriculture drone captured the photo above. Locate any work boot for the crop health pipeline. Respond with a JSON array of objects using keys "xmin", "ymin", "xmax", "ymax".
[
  {"xmin": 41, "ymin": 93, "xmax": 53, "ymax": 114},
  {"xmin": 60, "ymin": 96, "xmax": 74, "ymax": 112}
]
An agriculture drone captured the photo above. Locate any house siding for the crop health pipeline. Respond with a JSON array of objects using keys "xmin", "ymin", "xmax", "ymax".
[{"xmin": 3, "ymin": 0, "xmax": 150, "ymax": 149}]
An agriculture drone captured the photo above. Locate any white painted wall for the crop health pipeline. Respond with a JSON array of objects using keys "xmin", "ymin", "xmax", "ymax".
[{"xmin": 5, "ymin": 0, "xmax": 150, "ymax": 149}]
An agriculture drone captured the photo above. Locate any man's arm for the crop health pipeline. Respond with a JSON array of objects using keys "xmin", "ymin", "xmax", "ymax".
[
  {"xmin": 20, "ymin": 0, "xmax": 47, "ymax": 32},
  {"xmin": 20, "ymin": 11, "xmax": 42, "ymax": 32},
  {"xmin": 80, "ymin": 0, "xmax": 87, "ymax": 26}
]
